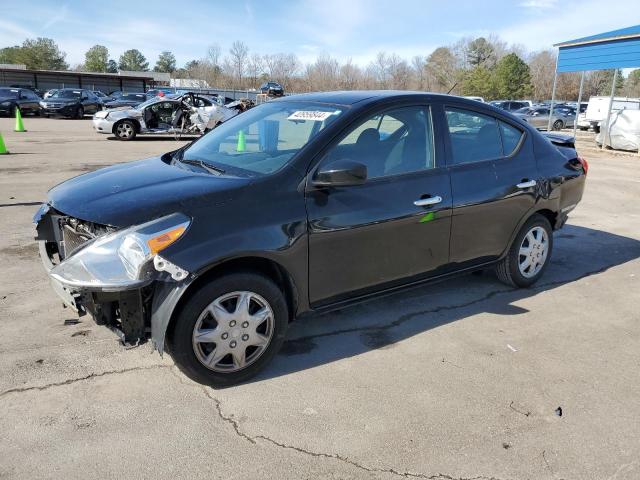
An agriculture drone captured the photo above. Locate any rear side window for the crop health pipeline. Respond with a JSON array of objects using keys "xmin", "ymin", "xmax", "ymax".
[
  {"xmin": 499, "ymin": 121, "xmax": 524, "ymax": 156},
  {"xmin": 445, "ymin": 108, "xmax": 502, "ymax": 164}
]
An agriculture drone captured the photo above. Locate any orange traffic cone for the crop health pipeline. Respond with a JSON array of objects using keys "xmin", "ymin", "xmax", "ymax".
[
  {"xmin": 14, "ymin": 108, "xmax": 26, "ymax": 132},
  {"xmin": 0, "ymin": 131, "xmax": 8, "ymax": 154}
]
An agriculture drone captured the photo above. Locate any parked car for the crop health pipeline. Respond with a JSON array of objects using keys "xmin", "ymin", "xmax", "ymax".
[
  {"xmin": 93, "ymin": 93, "xmax": 242, "ymax": 140},
  {"xmin": 35, "ymin": 91, "xmax": 587, "ymax": 387},
  {"xmin": 0, "ymin": 87, "xmax": 42, "ymax": 116},
  {"xmin": 92, "ymin": 90, "xmax": 111, "ymax": 103},
  {"xmin": 39, "ymin": 88, "xmax": 103, "ymax": 118},
  {"xmin": 103, "ymin": 93, "xmax": 150, "ymax": 108},
  {"xmin": 513, "ymin": 106, "xmax": 575, "ymax": 130},
  {"xmin": 489, "ymin": 100, "xmax": 532, "ymax": 111},
  {"xmin": 259, "ymin": 81, "xmax": 284, "ymax": 97}
]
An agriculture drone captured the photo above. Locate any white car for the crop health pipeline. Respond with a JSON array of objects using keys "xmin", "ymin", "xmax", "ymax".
[{"xmin": 92, "ymin": 93, "xmax": 243, "ymax": 140}]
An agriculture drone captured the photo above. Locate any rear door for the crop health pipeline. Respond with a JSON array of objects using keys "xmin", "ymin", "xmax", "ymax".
[
  {"xmin": 306, "ymin": 103, "xmax": 452, "ymax": 305},
  {"xmin": 445, "ymin": 106, "xmax": 538, "ymax": 266}
]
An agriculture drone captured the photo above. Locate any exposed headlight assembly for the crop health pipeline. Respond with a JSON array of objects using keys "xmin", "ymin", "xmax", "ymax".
[{"xmin": 50, "ymin": 213, "xmax": 190, "ymax": 291}]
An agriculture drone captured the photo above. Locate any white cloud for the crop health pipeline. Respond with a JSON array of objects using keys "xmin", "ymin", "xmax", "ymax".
[{"xmin": 519, "ymin": 0, "xmax": 558, "ymax": 9}]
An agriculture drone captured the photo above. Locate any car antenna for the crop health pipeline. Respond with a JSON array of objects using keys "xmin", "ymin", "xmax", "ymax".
[{"xmin": 447, "ymin": 82, "xmax": 458, "ymax": 95}]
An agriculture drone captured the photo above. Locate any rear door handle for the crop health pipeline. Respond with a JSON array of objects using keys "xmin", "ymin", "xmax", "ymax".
[
  {"xmin": 414, "ymin": 196, "xmax": 442, "ymax": 207},
  {"xmin": 516, "ymin": 180, "xmax": 537, "ymax": 189}
]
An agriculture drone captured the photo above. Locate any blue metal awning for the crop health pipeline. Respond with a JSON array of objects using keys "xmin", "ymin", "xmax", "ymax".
[{"xmin": 554, "ymin": 25, "xmax": 640, "ymax": 72}]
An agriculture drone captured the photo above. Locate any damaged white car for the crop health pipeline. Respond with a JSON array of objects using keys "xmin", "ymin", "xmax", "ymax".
[{"xmin": 92, "ymin": 93, "xmax": 245, "ymax": 140}]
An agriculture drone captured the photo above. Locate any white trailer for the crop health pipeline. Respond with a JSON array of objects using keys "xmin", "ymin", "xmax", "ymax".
[{"xmin": 578, "ymin": 96, "xmax": 640, "ymax": 132}]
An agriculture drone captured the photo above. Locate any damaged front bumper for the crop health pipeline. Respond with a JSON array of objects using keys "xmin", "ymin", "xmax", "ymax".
[{"xmin": 34, "ymin": 204, "xmax": 193, "ymax": 347}]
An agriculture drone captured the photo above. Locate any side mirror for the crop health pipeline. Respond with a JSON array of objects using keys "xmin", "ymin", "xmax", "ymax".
[{"xmin": 313, "ymin": 159, "xmax": 367, "ymax": 187}]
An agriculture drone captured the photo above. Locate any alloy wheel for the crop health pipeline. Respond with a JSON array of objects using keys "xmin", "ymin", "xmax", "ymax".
[
  {"xmin": 192, "ymin": 291, "xmax": 274, "ymax": 372},
  {"xmin": 518, "ymin": 226, "xmax": 549, "ymax": 278},
  {"xmin": 116, "ymin": 122, "xmax": 133, "ymax": 139}
]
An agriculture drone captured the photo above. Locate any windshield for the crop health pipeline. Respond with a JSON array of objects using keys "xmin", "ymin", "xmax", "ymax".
[
  {"xmin": 182, "ymin": 101, "xmax": 344, "ymax": 175},
  {"xmin": 51, "ymin": 90, "xmax": 82, "ymax": 99},
  {"xmin": 0, "ymin": 88, "xmax": 19, "ymax": 98},
  {"xmin": 514, "ymin": 107, "xmax": 532, "ymax": 114}
]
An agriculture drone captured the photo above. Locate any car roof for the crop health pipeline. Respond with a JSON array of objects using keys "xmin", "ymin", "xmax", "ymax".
[{"xmin": 277, "ymin": 90, "xmax": 501, "ymax": 108}]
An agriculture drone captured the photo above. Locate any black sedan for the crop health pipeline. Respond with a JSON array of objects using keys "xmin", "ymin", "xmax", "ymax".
[
  {"xmin": 40, "ymin": 89, "xmax": 103, "ymax": 118},
  {"xmin": 259, "ymin": 81, "xmax": 284, "ymax": 97},
  {"xmin": 0, "ymin": 87, "xmax": 42, "ymax": 116},
  {"xmin": 104, "ymin": 93, "xmax": 150, "ymax": 108},
  {"xmin": 34, "ymin": 91, "xmax": 587, "ymax": 387}
]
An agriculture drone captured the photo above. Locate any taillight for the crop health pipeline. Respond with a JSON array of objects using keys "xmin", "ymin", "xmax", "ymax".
[{"xmin": 577, "ymin": 155, "xmax": 589, "ymax": 174}]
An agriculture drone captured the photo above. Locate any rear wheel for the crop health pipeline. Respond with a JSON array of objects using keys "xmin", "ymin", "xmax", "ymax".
[
  {"xmin": 75, "ymin": 106, "xmax": 84, "ymax": 119},
  {"xmin": 167, "ymin": 272, "xmax": 288, "ymax": 388},
  {"xmin": 114, "ymin": 120, "xmax": 137, "ymax": 140},
  {"xmin": 496, "ymin": 214, "xmax": 553, "ymax": 288}
]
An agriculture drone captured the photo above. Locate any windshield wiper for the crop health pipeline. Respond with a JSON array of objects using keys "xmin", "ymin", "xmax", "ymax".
[{"xmin": 179, "ymin": 158, "xmax": 225, "ymax": 175}]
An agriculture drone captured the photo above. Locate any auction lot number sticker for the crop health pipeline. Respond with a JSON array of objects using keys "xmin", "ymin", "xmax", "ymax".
[{"xmin": 287, "ymin": 111, "xmax": 334, "ymax": 121}]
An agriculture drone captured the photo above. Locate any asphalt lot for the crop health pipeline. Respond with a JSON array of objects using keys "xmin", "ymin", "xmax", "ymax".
[{"xmin": 0, "ymin": 117, "xmax": 639, "ymax": 480}]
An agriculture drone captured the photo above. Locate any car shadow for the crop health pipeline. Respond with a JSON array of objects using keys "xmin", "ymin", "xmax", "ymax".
[
  {"xmin": 250, "ymin": 225, "xmax": 640, "ymax": 384},
  {"xmin": 106, "ymin": 136, "xmax": 195, "ymax": 142}
]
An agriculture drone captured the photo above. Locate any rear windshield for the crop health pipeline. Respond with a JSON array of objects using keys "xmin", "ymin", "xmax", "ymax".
[{"xmin": 182, "ymin": 101, "xmax": 344, "ymax": 175}]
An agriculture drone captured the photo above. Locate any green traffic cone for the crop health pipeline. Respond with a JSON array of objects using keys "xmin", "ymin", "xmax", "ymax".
[
  {"xmin": 0, "ymin": 131, "xmax": 8, "ymax": 154},
  {"xmin": 14, "ymin": 108, "xmax": 26, "ymax": 132},
  {"xmin": 236, "ymin": 129, "xmax": 246, "ymax": 152}
]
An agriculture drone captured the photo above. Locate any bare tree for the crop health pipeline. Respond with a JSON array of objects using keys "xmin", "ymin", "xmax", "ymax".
[
  {"xmin": 528, "ymin": 49, "xmax": 556, "ymax": 100},
  {"xmin": 228, "ymin": 40, "xmax": 249, "ymax": 89},
  {"xmin": 411, "ymin": 55, "xmax": 426, "ymax": 90},
  {"xmin": 339, "ymin": 59, "xmax": 362, "ymax": 90},
  {"xmin": 247, "ymin": 53, "xmax": 264, "ymax": 88}
]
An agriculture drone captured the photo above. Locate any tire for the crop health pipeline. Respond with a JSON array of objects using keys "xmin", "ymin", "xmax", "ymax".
[
  {"xmin": 114, "ymin": 120, "xmax": 137, "ymax": 140},
  {"xmin": 495, "ymin": 214, "xmax": 553, "ymax": 288},
  {"xmin": 552, "ymin": 120, "xmax": 564, "ymax": 131},
  {"xmin": 593, "ymin": 125, "xmax": 600, "ymax": 134},
  {"xmin": 75, "ymin": 106, "xmax": 84, "ymax": 119},
  {"xmin": 167, "ymin": 271, "xmax": 289, "ymax": 388},
  {"xmin": 579, "ymin": 126, "xmax": 588, "ymax": 131}
]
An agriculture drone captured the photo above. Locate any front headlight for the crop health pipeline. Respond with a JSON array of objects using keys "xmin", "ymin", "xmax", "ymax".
[
  {"xmin": 39, "ymin": 101, "xmax": 47, "ymax": 107},
  {"xmin": 94, "ymin": 110, "xmax": 109, "ymax": 119},
  {"xmin": 49, "ymin": 213, "xmax": 190, "ymax": 290}
]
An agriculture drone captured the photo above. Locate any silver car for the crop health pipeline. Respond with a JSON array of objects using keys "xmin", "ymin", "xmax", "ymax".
[
  {"xmin": 513, "ymin": 106, "xmax": 575, "ymax": 131},
  {"xmin": 92, "ymin": 93, "xmax": 241, "ymax": 140}
]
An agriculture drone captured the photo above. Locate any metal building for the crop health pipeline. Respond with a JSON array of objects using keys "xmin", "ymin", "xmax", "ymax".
[
  {"xmin": 0, "ymin": 66, "xmax": 155, "ymax": 93},
  {"xmin": 551, "ymin": 25, "xmax": 640, "ymax": 142}
]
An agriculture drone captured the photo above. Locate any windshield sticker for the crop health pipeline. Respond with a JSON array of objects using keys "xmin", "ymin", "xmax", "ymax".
[{"xmin": 287, "ymin": 110, "xmax": 334, "ymax": 121}]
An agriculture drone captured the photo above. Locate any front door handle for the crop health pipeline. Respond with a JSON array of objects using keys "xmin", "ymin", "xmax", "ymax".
[
  {"xmin": 414, "ymin": 195, "xmax": 442, "ymax": 207},
  {"xmin": 516, "ymin": 180, "xmax": 537, "ymax": 189}
]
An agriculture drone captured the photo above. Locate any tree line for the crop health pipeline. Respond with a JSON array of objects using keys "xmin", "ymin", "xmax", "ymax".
[{"xmin": 2, "ymin": 36, "xmax": 640, "ymax": 100}]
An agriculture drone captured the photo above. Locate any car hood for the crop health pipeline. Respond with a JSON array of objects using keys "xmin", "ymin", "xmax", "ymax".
[{"xmin": 47, "ymin": 156, "xmax": 250, "ymax": 227}]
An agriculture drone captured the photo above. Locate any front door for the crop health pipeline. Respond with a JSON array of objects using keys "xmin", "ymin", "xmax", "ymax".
[{"xmin": 306, "ymin": 104, "xmax": 452, "ymax": 305}]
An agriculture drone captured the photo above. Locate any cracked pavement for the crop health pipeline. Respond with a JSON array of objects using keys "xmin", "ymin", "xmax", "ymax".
[{"xmin": 0, "ymin": 120, "xmax": 639, "ymax": 480}]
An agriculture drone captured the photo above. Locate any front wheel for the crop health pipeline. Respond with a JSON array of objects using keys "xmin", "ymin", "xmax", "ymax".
[
  {"xmin": 114, "ymin": 120, "xmax": 137, "ymax": 140},
  {"xmin": 167, "ymin": 272, "xmax": 289, "ymax": 388},
  {"xmin": 552, "ymin": 120, "xmax": 564, "ymax": 131},
  {"xmin": 75, "ymin": 106, "xmax": 84, "ymax": 119},
  {"xmin": 495, "ymin": 214, "xmax": 553, "ymax": 288}
]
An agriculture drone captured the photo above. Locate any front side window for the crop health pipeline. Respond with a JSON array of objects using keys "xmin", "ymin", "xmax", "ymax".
[
  {"xmin": 324, "ymin": 105, "xmax": 435, "ymax": 179},
  {"xmin": 445, "ymin": 108, "xmax": 502, "ymax": 164},
  {"xmin": 182, "ymin": 101, "xmax": 343, "ymax": 175}
]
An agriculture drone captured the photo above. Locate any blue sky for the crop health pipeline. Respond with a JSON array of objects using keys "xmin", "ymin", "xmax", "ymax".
[{"xmin": 1, "ymin": 0, "xmax": 639, "ymax": 67}]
